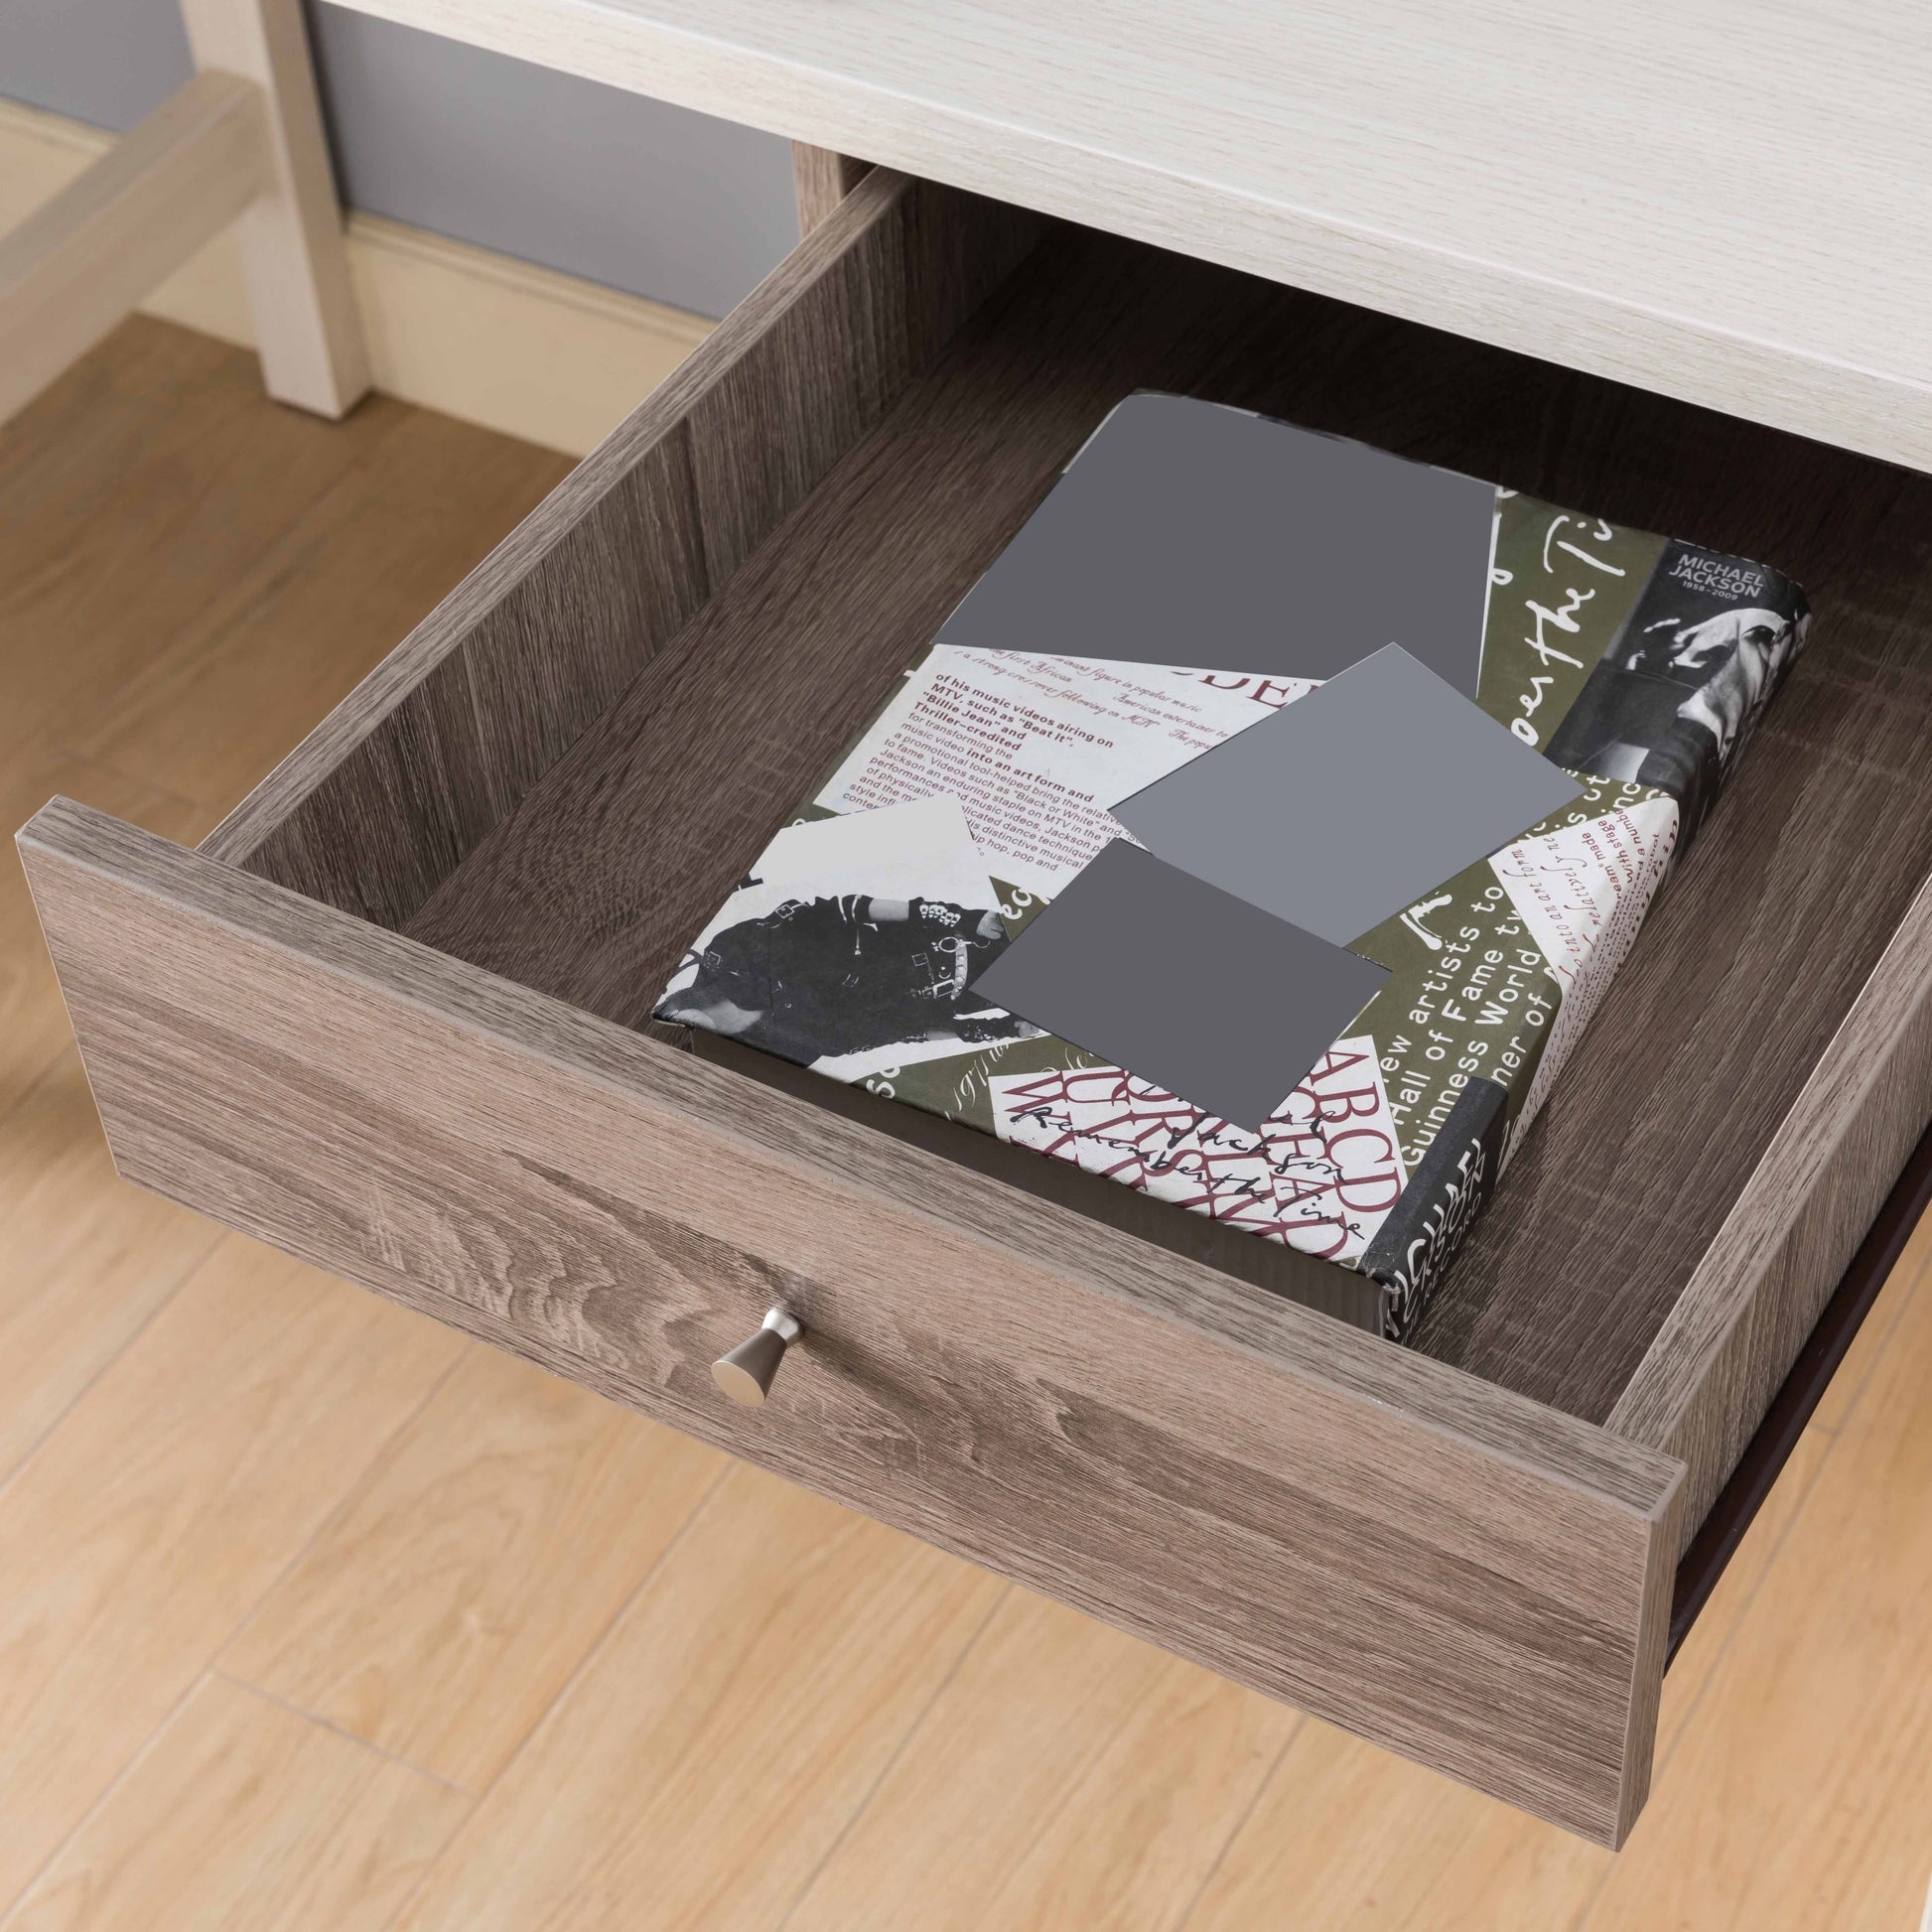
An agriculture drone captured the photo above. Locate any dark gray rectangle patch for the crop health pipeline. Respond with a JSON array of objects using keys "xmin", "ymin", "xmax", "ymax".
[
  {"xmin": 970, "ymin": 839, "xmax": 1389, "ymax": 1132},
  {"xmin": 936, "ymin": 391, "xmax": 1497, "ymax": 694}
]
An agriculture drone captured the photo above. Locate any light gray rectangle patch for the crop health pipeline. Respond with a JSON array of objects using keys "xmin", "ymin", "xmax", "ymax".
[{"xmin": 1110, "ymin": 644, "xmax": 1584, "ymax": 945}]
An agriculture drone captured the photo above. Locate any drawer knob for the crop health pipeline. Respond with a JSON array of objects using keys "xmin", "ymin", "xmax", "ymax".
[{"xmin": 712, "ymin": 1307, "xmax": 802, "ymax": 1407}]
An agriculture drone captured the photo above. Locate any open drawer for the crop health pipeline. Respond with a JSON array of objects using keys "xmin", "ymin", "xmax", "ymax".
[{"xmin": 21, "ymin": 171, "xmax": 1932, "ymax": 1848}]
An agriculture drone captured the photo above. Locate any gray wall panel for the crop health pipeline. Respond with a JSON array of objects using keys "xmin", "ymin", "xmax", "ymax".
[
  {"xmin": 308, "ymin": 9, "xmax": 798, "ymax": 319},
  {"xmin": 0, "ymin": 0, "xmax": 193, "ymax": 128},
  {"xmin": 0, "ymin": 0, "xmax": 798, "ymax": 316}
]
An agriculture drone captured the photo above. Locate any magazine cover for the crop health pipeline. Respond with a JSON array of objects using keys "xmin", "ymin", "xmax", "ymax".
[{"xmin": 654, "ymin": 396, "xmax": 1811, "ymax": 1340}]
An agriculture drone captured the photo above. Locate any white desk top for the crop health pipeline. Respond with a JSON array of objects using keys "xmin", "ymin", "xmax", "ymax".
[{"xmin": 333, "ymin": 0, "xmax": 1932, "ymax": 469}]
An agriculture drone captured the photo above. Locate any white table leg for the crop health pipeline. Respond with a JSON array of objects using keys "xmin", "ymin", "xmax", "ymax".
[{"xmin": 180, "ymin": 0, "xmax": 369, "ymax": 417}]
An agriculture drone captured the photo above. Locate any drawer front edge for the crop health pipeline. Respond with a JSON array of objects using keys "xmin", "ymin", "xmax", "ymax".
[{"xmin": 1609, "ymin": 868, "xmax": 1932, "ymax": 1552}]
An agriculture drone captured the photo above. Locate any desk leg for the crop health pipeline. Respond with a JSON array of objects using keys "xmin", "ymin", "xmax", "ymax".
[
  {"xmin": 791, "ymin": 146, "xmax": 873, "ymax": 234},
  {"xmin": 0, "ymin": 74, "xmax": 267, "ymax": 426},
  {"xmin": 180, "ymin": 0, "xmax": 369, "ymax": 417}
]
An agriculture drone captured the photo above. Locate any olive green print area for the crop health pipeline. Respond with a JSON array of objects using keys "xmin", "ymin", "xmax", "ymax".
[
  {"xmin": 1477, "ymin": 492, "xmax": 1666, "ymax": 751},
  {"xmin": 1345, "ymin": 860, "xmax": 1556, "ymax": 1173},
  {"xmin": 1346, "ymin": 772, "xmax": 1664, "ymax": 1170}
]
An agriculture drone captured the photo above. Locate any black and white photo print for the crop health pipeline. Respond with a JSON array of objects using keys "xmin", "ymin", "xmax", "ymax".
[
  {"xmin": 654, "ymin": 795, "xmax": 1037, "ymax": 1077},
  {"xmin": 1546, "ymin": 542, "xmax": 1810, "ymax": 849}
]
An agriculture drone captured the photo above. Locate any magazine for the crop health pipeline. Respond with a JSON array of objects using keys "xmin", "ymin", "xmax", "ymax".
[
  {"xmin": 653, "ymin": 398, "xmax": 1810, "ymax": 1340},
  {"xmin": 656, "ymin": 795, "xmax": 1036, "ymax": 1084}
]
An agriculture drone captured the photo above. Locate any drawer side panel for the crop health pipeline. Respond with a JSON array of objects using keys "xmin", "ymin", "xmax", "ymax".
[
  {"xmin": 199, "ymin": 170, "xmax": 1043, "ymax": 929},
  {"xmin": 1608, "ymin": 871, "xmax": 1932, "ymax": 1550}
]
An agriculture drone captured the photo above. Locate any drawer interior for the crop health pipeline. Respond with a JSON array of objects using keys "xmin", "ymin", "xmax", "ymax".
[{"xmin": 207, "ymin": 174, "xmax": 1932, "ymax": 1438}]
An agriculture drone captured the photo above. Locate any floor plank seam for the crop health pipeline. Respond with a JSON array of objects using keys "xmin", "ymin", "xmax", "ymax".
[
  {"xmin": 1168, "ymin": 1720, "xmax": 1303, "ymax": 1932},
  {"xmin": 7, "ymin": 439, "xmax": 369, "ymax": 726},
  {"xmin": 772, "ymin": 1580, "xmax": 1015, "ymax": 1932},
  {"xmin": 0, "ymin": 1126, "xmax": 225, "ymax": 1502},
  {"xmin": 210, "ymin": 1670, "xmax": 481, "ymax": 1797},
  {"xmin": 369, "ymin": 1453, "xmax": 741, "ymax": 1932},
  {"xmin": 1001, "ymin": 1647, "xmax": 1213, "ymax": 1911},
  {"xmin": 479, "ymin": 1449, "xmax": 741, "ymax": 1795},
  {"xmin": 210, "ymin": 1332, "xmax": 473, "ymax": 1679},
  {"xmin": 0, "ymin": 1663, "xmax": 217, "ymax": 1928}
]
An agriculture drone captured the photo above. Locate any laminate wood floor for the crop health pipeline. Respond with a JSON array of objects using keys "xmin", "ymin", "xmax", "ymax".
[{"xmin": 3, "ymin": 316, "xmax": 1929, "ymax": 1930}]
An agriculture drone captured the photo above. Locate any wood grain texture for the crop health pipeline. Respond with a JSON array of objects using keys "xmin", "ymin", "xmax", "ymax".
[
  {"xmin": 0, "ymin": 1055, "xmax": 223, "ymax": 1488},
  {"xmin": 1183, "ymin": 1427, "xmax": 1840, "ymax": 1930},
  {"xmin": 0, "ymin": 318, "xmax": 412, "ymax": 781},
  {"xmin": 19, "ymin": 801, "xmax": 1684, "ymax": 1844},
  {"xmin": 687, "ymin": 1031, "xmax": 1388, "ymax": 1329},
  {"xmin": 0, "ymin": 744, "xmax": 213, "ymax": 1115},
  {"xmin": 783, "ymin": 1588, "xmax": 1299, "ymax": 1932},
  {"xmin": 223, "ymin": 1343, "xmax": 725, "ymax": 1789},
  {"xmin": 399, "ymin": 230, "xmax": 1237, "ymax": 1021},
  {"xmin": 1808, "ymin": 1189, "xmax": 1932, "ymax": 1436},
  {"xmin": 1186, "ymin": 1714, "xmax": 1613, "ymax": 1932},
  {"xmin": 200, "ymin": 169, "xmax": 1042, "ymax": 930},
  {"xmin": 28, "ymin": 225, "xmax": 1932, "ymax": 1847},
  {"xmin": 179, "ymin": 0, "xmax": 370, "ymax": 416},
  {"xmin": 70, "ymin": 402, "xmax": 570, "ymax": 818},
  {"xmin": 0, "ymin": 1231, "xmax": 461, "ymax": 1904},
  {"xmin": 1665, "ymin": 1163, "xmax": 1927, "ymax": 1653},
  {"xmin": 18, "ymin": 302, "xmax": 1932, "ymax": 1913},
  {"xmin": 1582, "ymin": 1252, "xmax": 1932, "ymax": 1929},
  {"xmin": 0, "ymin": 71, "xmax": 267, "ymax": 426},
  {"xmin": 1415, "ymin": 417, "xmax": 1932, "ymax": 1418},
  {"xmin": 196, "ymin": 422, "xmax": 700, "ymax": 929},
  {"xmin": 4, "ymin": 1675, "xmax": 469, "ymax": 1932},
  {"xmin": 391, "ymin": 1466, "xmax": 1004, "ymax": 1932},
  {"xmin": 317, "ymin": 0, "xmax": 1932, "ymax": 471},
  {"xmin": 791, "ymin": 142, "xmax": 870, "ymax": 232},
  {"xmin": 1607, "ymin": 873, "xmax": 1932, "ymax": 1557}
]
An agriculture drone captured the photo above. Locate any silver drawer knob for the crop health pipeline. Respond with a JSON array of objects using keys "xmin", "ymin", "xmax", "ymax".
[{"xmin": 712, "ymin": 1307, "xmax": 802, "ymax": 1407}]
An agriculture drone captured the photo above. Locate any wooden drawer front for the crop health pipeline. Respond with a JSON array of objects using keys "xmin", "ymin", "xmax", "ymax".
[{"xmin": 23, "ymin": 801, "xmax": 1681, "ymax": 1846}]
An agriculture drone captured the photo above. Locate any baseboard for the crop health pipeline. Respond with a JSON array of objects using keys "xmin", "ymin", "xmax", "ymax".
[{"xmin": 0, "ymin": 95, "xmax": 713, "ymax": 456}]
